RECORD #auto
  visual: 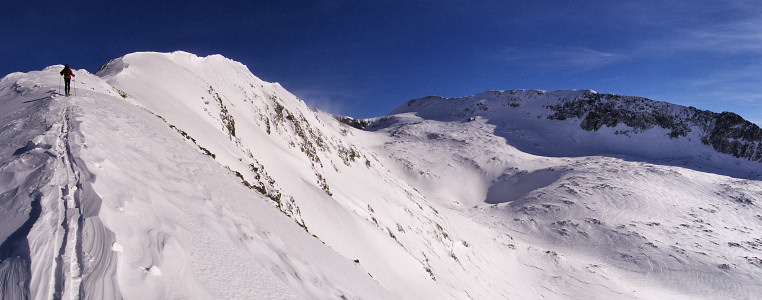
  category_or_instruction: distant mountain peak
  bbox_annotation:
[383,89,762,164]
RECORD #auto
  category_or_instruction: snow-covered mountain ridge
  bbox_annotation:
[368,89,762,178]
[1,51,761,299]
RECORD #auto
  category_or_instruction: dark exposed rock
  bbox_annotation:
[334,115,373,130]
[546,91,762,162]
[702,112,762,161]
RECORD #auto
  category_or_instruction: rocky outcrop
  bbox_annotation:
[703,112,762,161]
[546,91,762,161]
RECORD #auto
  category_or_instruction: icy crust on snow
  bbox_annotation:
[384,89,762,175]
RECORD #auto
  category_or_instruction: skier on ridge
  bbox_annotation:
[60,64,75,96]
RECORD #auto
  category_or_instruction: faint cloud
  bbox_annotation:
[632,4,762,123]
[493,45,625,69]
[684,64,762,89]
[627,0,762,56]
[672,19,762,54]
[674,62,762,124]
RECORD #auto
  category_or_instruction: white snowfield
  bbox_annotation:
[0,51,761,299]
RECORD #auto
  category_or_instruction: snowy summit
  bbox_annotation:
[1,51,761,299]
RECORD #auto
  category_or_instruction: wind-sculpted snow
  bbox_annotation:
[0,67,121,299]
[1,58,395,298]
[95,51,467,298]
[0,71,51,299]
[485,168,564,204]
[373,109,762,298]
[3,52,762,299]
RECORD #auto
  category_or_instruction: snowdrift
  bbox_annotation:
[1,51,761,299]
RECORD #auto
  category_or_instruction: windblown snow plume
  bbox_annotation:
[1,52,761,299]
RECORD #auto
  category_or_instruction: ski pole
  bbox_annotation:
[59,75,62,95]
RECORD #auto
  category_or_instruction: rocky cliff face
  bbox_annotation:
[546,91,762,161]
[369,89,762,165]
[703,111,762,161]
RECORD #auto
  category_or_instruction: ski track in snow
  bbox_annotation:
[16,61,388,299]
[0,71,122,299]
[1,54,762,299]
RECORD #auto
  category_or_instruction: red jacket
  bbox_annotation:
[61,67,75,79]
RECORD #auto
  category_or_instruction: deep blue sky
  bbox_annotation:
[3,1,762,122]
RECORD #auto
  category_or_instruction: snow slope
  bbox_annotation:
[386,90,762,174]
[0,60,393,299]
[370,90,762,298]
[1,52,761,299]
